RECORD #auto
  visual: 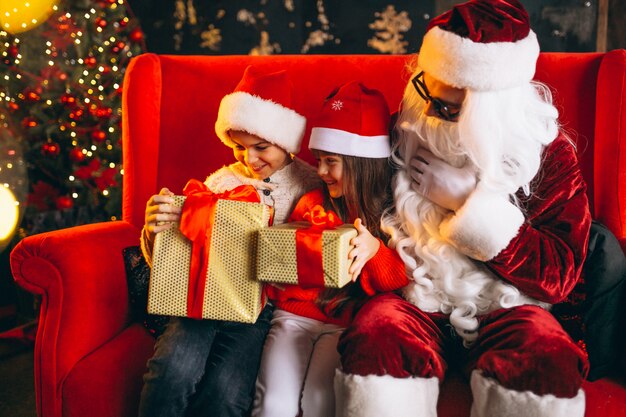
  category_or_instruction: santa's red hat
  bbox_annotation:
[309,81,391,158]
[215,65,306,154]
[418,0,539,91]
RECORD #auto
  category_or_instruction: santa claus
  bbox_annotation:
[334,1,591,416]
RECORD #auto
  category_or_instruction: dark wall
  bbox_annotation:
[126,0,623,56]
[608,0,625,51]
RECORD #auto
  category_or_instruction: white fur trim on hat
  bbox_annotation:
[418,26,540,91]
[309,127,391,158]
[334,370,439,417]
[470,370,585,417]
[215,91,306,154]
[439,184,524,261]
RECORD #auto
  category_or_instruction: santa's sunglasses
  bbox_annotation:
[411,71,461,121]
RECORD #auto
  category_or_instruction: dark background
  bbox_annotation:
[126,0,624,56]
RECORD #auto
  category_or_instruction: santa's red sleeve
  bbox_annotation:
[441,134,591,303]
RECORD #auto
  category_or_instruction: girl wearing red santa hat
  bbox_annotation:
[139,65,322,417]
[251,81,408,417]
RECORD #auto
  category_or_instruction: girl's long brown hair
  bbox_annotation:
[323,153,393,240]
[315,151,394,317]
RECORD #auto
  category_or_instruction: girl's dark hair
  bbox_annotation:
[321,152,393,240]
[315,151,394,317]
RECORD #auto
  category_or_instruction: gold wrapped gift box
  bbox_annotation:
[148,195,272,323]
[257,221,357,288]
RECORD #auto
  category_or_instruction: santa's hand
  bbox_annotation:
[144,188,181,239]
[409,148,477,211]
[348,218,380,281]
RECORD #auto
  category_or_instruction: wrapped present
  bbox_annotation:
[257,206,357,288]
[148,180,272,322]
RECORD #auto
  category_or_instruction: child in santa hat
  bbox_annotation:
[251,81,409,417]
[138,65,322,417]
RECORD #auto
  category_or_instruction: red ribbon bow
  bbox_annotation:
[296,205,342,288]
[302,205,342,228]
[179,179,260,319]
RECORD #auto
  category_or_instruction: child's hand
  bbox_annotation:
[144,188,181,239]
[348,218,380,282]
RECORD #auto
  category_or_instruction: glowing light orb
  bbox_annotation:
[0,186,19,251]
[0,0,58,34]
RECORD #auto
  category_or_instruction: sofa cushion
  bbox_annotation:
[553,221,626,380]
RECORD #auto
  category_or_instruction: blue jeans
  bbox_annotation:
[138,304,274,417]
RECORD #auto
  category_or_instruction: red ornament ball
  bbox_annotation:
[25,90,41,101]
[56,196,74,210]
[8,44,19,58]
[94,107,113,119]
[95,17,107,29]
[42,142,61,157]
[69,109,84,120]
[111,41,126,53]
[129,28,144,43]
[56,15,71,32]
[91,129,107,143]
[84,56,97,68]
[69,147,86,162]
[22,117,38,128]
[61,93,77,107]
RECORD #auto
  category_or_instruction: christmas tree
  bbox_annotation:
[0,0,145,238]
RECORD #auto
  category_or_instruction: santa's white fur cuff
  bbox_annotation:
[440,185,524,261]
[334,370,439,417]
[418,26,540,91]
[470,370,585,417]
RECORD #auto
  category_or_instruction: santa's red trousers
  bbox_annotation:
[337,293,589,397]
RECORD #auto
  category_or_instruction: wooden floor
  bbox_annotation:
[0,330,37,417]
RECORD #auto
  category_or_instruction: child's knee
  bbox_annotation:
[253,389,299,417]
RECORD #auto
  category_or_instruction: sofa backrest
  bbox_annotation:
[122,52,626,250]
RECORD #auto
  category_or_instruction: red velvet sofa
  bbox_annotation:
[10,52,626,417]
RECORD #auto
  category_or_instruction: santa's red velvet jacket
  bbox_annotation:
[264,188,409,326]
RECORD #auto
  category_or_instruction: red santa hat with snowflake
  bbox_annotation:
[215,65,306,154]
[309,81,391,158]
[417,0,540,91]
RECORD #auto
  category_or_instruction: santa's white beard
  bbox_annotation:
[384,106,546,346]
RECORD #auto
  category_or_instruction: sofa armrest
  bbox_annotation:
[10,220,141,417]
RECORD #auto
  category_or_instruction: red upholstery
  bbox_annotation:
[10,52,626,417]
